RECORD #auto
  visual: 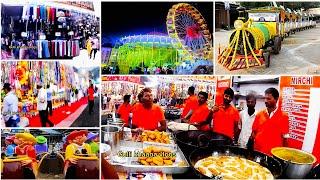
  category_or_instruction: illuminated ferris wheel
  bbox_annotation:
[166,3,212,60]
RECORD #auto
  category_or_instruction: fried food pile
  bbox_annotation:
[138,146,176,166]
[137,130,170,144]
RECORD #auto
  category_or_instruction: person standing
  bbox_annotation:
[37,84,54,127]
[46,84,53,116]
[131,88,166,131]
[2,83,20,127]
[238,93,257,148]
[88,84,95,115]
[64,86,71,106]
[251,88,289,155]
[91,36,99,60]
[181,86,198,119]
[212,88,240,141]
[187,91,211,131]
[117,95,131,126]
[86,36,93,59]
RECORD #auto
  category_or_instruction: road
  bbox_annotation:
[71,97,100,127]
[215,23,320,75]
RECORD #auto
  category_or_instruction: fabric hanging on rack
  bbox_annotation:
[29,6,34,21]
[50,7,56,24]
[55,40,58,57]
[32,5,37,21]
[40,5,47,21]
[37,6,40,19]
[22,5,30,21]
[42,40,50,58]
[59,41,63,57]
[10,62,16,85]
[76,40,80,56]
[47,6,51,22]
[50,41,55,56]
[37,40,42,58]
[67,40,71,57]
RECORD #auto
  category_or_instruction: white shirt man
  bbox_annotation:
[238,109,256,148]
[92,38,99,49]
[3,91,19,122]
[37,86,47,111]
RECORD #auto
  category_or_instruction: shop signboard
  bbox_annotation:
[55,1,95,11]
[102,76,141,84]
[279,76,320,163]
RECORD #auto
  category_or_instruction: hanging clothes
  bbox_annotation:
[40,6,47,21]
[42,40,50,58]
[47,6,51,22]
[32,5,37,21]
[22,5,30,21]
[50,7,56,24]
[37,6,40,19]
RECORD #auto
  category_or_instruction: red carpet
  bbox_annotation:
[28,97,88,127]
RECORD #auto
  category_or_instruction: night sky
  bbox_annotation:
[101,2,213,47]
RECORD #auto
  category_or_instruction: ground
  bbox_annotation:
[215,23,320,75]
[71,97,100,127]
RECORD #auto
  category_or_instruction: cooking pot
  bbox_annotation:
[101,125,123,153]
[271,147,317,178]
[107,118,124,127]
[189,145,283,179]
[174,130,232,157]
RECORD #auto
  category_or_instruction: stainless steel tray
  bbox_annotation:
[110,141,190,174]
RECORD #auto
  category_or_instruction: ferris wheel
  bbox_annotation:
[166,3,212,60]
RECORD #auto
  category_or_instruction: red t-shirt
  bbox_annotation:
[117,103,132,125]
[190,104,210,124]
[190,104,210,131]
[212,105,240,139]
[252,108,289,156]
[88,87,94,101]
[181,95,198,118]
[132,104,165,130]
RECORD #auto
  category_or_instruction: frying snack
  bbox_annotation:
[138,146,176,166]
[146,158,153,163]
[194,156,274,179]
[140,160,149,166]
[137,130,170,144]
[163,159,173,165]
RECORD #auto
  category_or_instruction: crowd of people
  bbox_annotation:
[85,35,100,60]
[111,86,288,156]
[2,81,97,127]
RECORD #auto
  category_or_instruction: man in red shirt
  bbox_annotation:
[117,95,131,126]
[181,86,198,119]
[132,88,166,131]
[212,88,240,141]
[251,88,289,156]
[187,91,211,131]
[87,84,95,115]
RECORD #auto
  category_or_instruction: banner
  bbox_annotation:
[102,76,141,84]
[279,76,320,163]
[55,1,95,11]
